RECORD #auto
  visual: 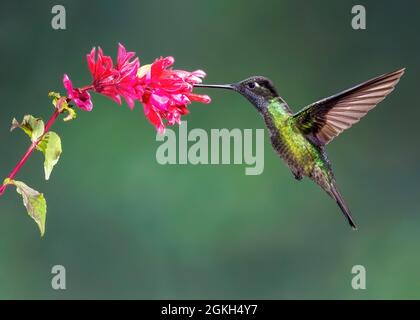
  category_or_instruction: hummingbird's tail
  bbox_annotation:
[330,182,357,230]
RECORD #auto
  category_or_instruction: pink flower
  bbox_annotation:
[62,44,211,132]
[63,74,93,111]
[86,43,141,109]
[138,56,211,133]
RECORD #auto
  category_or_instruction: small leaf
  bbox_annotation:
[10,118,20,131]
[49,92,77,122]
[62,106,77,122]
[11,115,45,142]
[6,179,47,237]
[48,91,61,104]
[37,131,62,180]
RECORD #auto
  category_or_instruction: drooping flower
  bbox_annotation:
[62,74,93,111]
[62,44,211,132]
[86,43,142,109]
[137,56,211,133]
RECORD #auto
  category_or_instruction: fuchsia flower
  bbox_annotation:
[62,43,210,133]
[138,56,211,133]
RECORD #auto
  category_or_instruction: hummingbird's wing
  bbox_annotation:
[292,68,405,145]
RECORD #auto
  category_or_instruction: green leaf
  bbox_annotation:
[10,115,45,142]
[37,132,62,180]
[6,179,47,237]
[10,115,62,180]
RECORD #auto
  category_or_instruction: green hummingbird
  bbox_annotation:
[195,68,405,229]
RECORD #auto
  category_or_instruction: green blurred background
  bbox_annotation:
[0,0,419,299]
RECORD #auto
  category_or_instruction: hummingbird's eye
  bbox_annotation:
[247,82,257,89]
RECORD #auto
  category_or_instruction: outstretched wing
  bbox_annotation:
[293,68,405,145]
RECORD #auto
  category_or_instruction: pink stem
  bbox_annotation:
[0,108,61,196]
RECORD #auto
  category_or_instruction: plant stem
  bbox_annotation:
[0,108,62,196]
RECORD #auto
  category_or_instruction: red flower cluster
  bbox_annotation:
[63,43,210,132]
[138,56,211,133]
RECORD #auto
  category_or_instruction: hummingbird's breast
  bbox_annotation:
[264,100,328,177]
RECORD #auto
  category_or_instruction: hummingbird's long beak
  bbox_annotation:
[194,83,236,90]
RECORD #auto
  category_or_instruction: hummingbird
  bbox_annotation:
[195,68,405,229]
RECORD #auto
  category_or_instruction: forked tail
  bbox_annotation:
[330,182,357,230]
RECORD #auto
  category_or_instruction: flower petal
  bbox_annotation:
[87,44,140,109]
[62,74,94,111]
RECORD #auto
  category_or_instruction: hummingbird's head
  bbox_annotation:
[194,76,279,112]
[234,76,279,108]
